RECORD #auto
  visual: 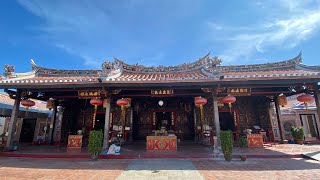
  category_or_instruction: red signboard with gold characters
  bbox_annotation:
[247,134,263,148]
[67,135,83,148]
[146,136,177,151]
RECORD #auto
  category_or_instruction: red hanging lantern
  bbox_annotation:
[117,98,130,135]
[116,98,129,106]
[21,99,35,111]
[90,98,102,128]
[194,96,207,139]
[90,98,103,106]
[277,95,287,107]
[46,98,55,110]
[297,94,313,108]
[194,96,207,106]
[222,95,236,111]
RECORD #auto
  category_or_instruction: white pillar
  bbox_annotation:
[48,103,57,144]
[274,95,284,142]
[212,90,221,147]
[314,85,320,137]
[103,97,111,149]
[6,90,21,149]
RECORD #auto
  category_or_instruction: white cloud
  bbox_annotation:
[17,0,203,68]
[210,1,320,64]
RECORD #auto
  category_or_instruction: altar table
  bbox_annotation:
[146,136,177,151]
[247,134,263,148]
[67,135,83,148]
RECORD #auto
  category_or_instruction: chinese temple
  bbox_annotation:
[1,52,320,151]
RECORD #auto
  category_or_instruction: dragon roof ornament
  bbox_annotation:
[101,53,222,75]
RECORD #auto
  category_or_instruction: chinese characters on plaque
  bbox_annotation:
[227,88,251,96]
[151,89,174,95]
[78,91,101,98]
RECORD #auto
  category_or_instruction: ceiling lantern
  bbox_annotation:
[221,95,236,111]
[117,98,130,135]
[194,96,207,106]
[194,96,207,137]
[21,99,35,111]
[277,95,287,107]
[46,98,55,110]
[90,98,103,106]
[90,98,103,128]
[297,94,313,108]
[116,98,130,107]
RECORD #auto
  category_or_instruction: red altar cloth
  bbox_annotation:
[146,136,177,151]
[247,134,263,148]
[67,135,83,148]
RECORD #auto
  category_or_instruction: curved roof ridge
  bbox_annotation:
[112,52,218,74]
[31,59,100,77]
[218,52,302,72]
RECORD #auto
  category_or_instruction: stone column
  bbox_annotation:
[129,109,133,142]
[212,90,221,148]
[49,103,57,144]
[314,85,320,134]
[103,97,111,149]
[6,90,21,149]
[53,106,64,144]
[274,95,284,142]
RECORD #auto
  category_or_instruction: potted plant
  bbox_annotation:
[239,136,247,161]
[88,130,103,160]
[290,126,304,145]
[220,130,233,161]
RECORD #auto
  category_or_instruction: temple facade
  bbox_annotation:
[1,52,320,150]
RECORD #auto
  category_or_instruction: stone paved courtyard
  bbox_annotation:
[0,157,320,179]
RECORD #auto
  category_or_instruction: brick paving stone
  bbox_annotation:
[193,158,320,180]
[1,157,320,179]
[116,159,204,180]
[0,157,130,180]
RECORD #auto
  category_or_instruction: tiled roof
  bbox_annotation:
[0,92,48,111]
[0,53,320,86]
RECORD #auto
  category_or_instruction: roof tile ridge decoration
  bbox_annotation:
[101,53,223,79]
[31,59,100,77]
[1,63,36,82]
[217,52,302,72]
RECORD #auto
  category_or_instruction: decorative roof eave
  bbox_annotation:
[1,71,36,81]
[295,63,320,72]
[217,52,303,72]
[31,59,101,77]
[1,77,319,90]
[101,53,222,77]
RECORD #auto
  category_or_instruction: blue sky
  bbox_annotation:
[1,0,320,73]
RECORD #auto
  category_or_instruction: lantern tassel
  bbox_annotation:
[228,103,232,112]
[121,105,126,135]
[25,106,29,116]
[304,102,308,110]
[93,105,98,128]
[199,105,204,140]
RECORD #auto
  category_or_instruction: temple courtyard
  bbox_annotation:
[0,157,319,180]
[1,143,320,179]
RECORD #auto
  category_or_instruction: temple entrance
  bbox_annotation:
[155,111,173,130]
[131,96,195,141]
[300,114,319,138]
[219,112,236,131]
[94,113,105,131]
[19,118,36,143]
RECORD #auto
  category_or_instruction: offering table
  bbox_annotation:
[146,136,177,151]
[247,134,263,148]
